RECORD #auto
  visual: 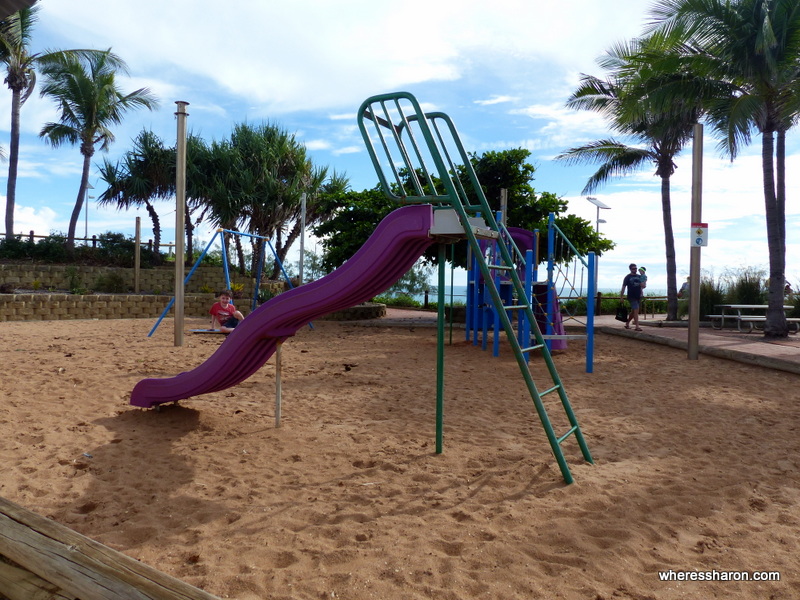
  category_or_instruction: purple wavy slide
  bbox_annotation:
[131,205,436,408]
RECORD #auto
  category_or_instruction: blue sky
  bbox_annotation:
[2,0,800,292]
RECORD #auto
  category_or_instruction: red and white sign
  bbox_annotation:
[691,222,708,247]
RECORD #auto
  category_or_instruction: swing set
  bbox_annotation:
[148,228,294,337]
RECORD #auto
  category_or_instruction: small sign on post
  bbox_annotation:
[691,222,708,247]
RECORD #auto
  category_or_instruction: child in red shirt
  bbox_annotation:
[209,290,245,333]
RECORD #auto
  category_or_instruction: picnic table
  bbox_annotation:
[709,304,799,333]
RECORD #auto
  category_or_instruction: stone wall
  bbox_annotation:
[0,293,223,322]
[0,264,386,322]
[0,264,255,296]
[0,292,385,323]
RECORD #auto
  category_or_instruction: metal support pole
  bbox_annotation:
[275,343,282,427]
[435,243,446,454]
[688,123,703,360]
[134,217,141,294]
[299,192,307,285]
[174,101,189,347]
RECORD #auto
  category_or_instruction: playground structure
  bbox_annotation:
[465,212,598,372]
[132,91,593,484]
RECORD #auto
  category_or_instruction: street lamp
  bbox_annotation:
[586,196,611,293]
[84,182,95,241]
[586,196,610,233]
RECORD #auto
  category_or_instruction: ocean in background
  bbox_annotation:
[406,285,667,304]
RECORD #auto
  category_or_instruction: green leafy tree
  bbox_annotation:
[647,0,800,336]
[464,149,612,267]
[38,49,158,251]
[315,149,611,273]
[100,123,342,276]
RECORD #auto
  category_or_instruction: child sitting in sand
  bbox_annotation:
[209,290,244,333]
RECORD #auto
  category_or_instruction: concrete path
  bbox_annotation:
[595,313,800,375]
[360,308,800,376]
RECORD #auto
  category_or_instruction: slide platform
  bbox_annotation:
[131,205,436,408]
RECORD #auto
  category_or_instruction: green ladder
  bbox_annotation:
[357,91,593,484]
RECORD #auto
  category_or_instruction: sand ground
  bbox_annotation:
[0,316,798,599]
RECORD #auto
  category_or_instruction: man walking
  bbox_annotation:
[620,263,643,331]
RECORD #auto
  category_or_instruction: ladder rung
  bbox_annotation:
[502,304,528,311]
[557,425,579,445]
[487,264,512,271]
[521,344,544,353]
[539,384,561,397]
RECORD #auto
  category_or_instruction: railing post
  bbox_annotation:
[29,230,34,243]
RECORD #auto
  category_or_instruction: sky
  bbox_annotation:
[2,0,800,294]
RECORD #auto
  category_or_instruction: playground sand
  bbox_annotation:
[1,316,798,599]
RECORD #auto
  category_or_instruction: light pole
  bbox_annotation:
[587,197,610,292]
[587,196,610,233]
[84,182,94,241]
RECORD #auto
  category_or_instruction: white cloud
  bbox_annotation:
[36,0,653,114]
[1,201,61,235]
[475,95,518,106]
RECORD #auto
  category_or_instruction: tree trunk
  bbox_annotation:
[270,229,284,279]
[234,235,246,275]
[145,201,161,253]
[184,204,193,266]
[761,130,788,338]
[67,152,93,252]
[660,174,679,320]
[4,88,22,239]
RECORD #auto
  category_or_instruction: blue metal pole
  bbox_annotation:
[148,230,221,337]
[586,251,596,373]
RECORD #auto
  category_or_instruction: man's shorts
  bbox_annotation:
[628,298,640,310]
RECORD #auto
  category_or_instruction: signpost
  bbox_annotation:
[688,125,703,360]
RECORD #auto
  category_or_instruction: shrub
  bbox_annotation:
[35,233,71,262]
[65,266,87,295]
[699,276,726,320]
[0,236,35,260]
[373,293,422,308]
[724,267,766,308]
[93,272,128,293]
[790,294,800,318]
[230,282,245,299]
[257,288,277,305]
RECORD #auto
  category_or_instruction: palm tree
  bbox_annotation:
[37,49,158,250]
[0,7,36,240]
[647,0,800,337]
[0,6,40,239]
[0,6,100,238]
[556,39,704,321]
[97,130,175,253]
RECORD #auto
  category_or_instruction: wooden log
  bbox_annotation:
[0,497,221,600]
[0,557,73,600]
